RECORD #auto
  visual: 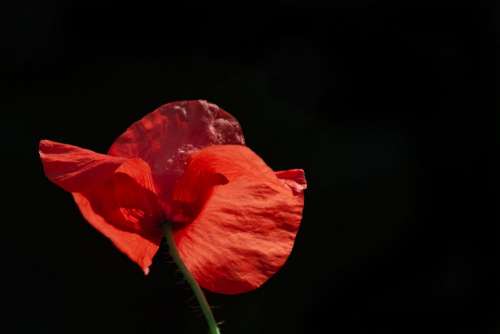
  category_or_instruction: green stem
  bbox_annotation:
[163,222,221,334]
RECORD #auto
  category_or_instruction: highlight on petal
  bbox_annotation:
[169,145,306,294]
[39,140,164,273]
[107,100,245,218]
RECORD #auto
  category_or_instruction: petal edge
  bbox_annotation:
[171,145,306,294]
[40,139,163,273]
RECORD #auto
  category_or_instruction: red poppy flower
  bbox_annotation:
[39,100,306,294]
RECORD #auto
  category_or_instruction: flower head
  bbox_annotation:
[39,100,306,294]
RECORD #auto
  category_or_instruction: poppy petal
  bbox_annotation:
[275,169,307,195]
[39,139,126,192]
[170,145,306,294]
[107,100,245,219]
[39,140,163,273]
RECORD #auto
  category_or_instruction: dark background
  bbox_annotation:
[1,1,494,333]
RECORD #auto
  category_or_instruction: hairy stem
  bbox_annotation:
[163,222,221,334]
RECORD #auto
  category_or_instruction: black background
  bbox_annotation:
[1,1,494,333]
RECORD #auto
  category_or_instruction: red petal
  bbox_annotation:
[108,100,245,219]
[275,169,307,195]
[170,145,306,294]
[39,140,163,273]
[39,140,126,192]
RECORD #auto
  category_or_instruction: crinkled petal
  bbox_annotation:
[39,139,126,192]
[39,140,163,273]
[107,100,245,219]
[275,169,307,195]
[170,145,306,294]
